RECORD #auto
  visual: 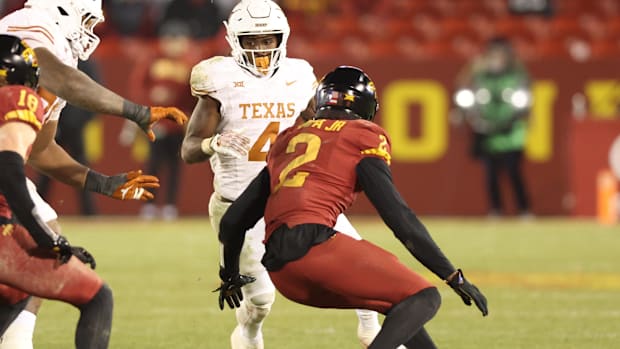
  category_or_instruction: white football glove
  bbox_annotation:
[201,130,250,159]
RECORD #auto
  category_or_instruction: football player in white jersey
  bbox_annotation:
[182,1,388,348]
[0,1,187,347]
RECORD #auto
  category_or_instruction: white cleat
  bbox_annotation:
[357,324,407,349]
[230,325,264,349]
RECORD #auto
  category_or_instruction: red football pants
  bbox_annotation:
[269,233,434,314]
[0,224,103,306]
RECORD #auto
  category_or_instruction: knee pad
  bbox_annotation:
[236,291,275,326]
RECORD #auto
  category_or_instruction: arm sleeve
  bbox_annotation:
[0,151,57,248]
[219,167,271,278]
[356,157,456,280]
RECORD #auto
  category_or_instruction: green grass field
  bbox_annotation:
[32,217,619,348]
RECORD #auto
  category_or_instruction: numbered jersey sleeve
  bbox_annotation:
[0,86,45,131]
[343,120,392,166]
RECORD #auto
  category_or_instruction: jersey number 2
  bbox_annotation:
[274,133,321,192]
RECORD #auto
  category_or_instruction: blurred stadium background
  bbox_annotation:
[0,0,618,347]
[1,0,618,218]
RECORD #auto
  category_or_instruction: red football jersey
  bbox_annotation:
[264,118,392,238]
[0,85,46,219]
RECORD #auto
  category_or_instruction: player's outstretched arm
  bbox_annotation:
[356,157,488,316]
[28,136,90,188]
[28,139,159,201]
[34,47,187,141]
[219,167,271,280]
[28,121,159,201]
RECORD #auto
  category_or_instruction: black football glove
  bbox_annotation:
[70,246,97,269]
[52,236,96,269]
[214,274,256,310]
[446,269,488,316]
[52,235,73,264]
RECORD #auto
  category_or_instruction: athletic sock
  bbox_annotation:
[0,310,36,349]
[356,309,381,331]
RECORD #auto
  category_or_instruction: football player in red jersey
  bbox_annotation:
[217,66,488,348]
[0,35,112,349]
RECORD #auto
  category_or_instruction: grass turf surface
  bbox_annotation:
[32,217,619,348]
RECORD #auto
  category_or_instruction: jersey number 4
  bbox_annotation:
[274,133,321,192]
[248,121,280,161]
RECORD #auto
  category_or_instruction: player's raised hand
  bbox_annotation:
[446,269,488,316]
[144,106,189,141]
[215,274,256,310]
[201,130,251,159]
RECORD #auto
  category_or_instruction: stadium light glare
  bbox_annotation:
[454,88,475,108]
[511,89,531,109]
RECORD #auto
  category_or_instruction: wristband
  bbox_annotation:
[84,169,108,194]
[84,170,125,197]
[121,100,150,127]
[201,136,215,155]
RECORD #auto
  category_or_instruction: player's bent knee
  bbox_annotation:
[98,284,113,306]
[416,287,441,316]
[80,283,113,312]
[248,291,275,308]
[246,291,275,322]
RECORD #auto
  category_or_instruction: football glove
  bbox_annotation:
[214,273,256,310]
[446,269,488,316]
[52,236,96,269]
[201,131,251,159]
[85,169,160,201]
[143,107,188,142]
[109,170,160,201]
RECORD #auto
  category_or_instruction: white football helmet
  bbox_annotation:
[25,0,104,60]
[224,0,290,77]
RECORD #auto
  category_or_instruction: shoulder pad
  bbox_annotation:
[190,56,227,97]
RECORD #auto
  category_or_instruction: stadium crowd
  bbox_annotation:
[1,0,619,61]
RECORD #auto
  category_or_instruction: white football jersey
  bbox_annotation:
[191,56,317,201]
[0,7,77,122]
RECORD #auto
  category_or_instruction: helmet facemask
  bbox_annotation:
[224,0,290,77]
[228,31,286,76]
[72,11,103,60]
